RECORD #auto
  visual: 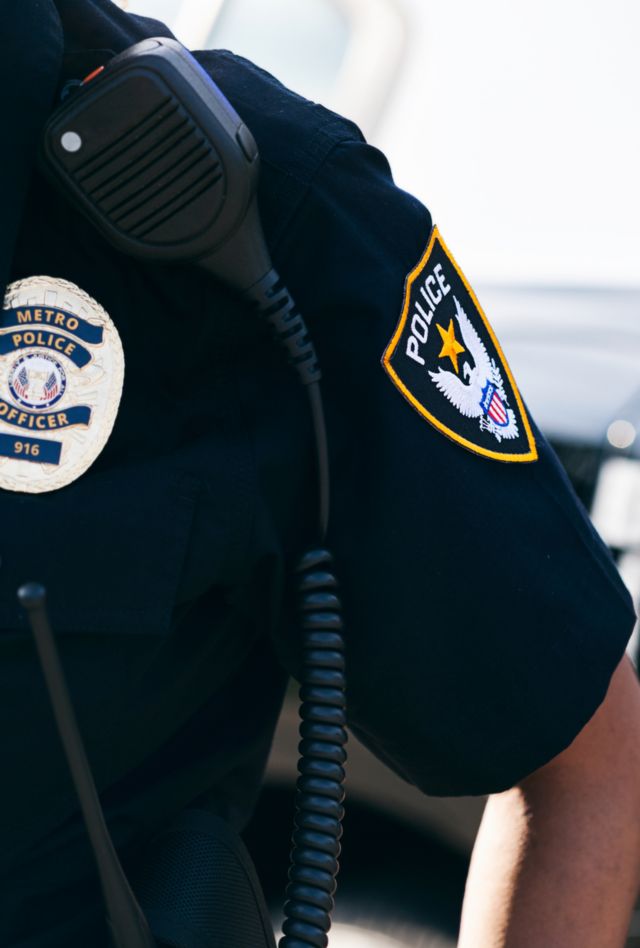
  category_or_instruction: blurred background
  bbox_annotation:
[116,2,640,944]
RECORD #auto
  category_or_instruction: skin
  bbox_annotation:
[458,656,640,948]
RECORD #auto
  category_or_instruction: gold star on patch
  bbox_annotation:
[436,319,465,374]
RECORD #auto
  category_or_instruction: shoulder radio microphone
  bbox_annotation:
[43,37,267,291]
[43,35,324,395]
[33,37,347,948]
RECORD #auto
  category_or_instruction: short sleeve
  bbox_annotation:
[272,139,635,795]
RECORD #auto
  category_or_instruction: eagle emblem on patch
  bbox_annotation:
[382,227,537,462]
[0,276,124,493]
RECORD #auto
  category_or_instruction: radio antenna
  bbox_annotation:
[18,583,157,948]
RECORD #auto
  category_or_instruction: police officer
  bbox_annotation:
[1,1,639,946]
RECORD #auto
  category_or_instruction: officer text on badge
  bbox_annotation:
[382,227,537,463]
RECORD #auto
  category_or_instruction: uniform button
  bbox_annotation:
[236,124,259,162]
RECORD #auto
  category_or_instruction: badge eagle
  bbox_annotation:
[382,227,537,463]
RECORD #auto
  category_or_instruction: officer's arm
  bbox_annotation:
[460,655,640,948]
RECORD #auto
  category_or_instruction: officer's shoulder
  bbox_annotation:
[193,49,363,184]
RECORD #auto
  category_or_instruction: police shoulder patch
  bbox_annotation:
[0,276,124,493]
[382,227,537,462]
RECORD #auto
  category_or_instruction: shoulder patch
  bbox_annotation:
[382,227,537,463]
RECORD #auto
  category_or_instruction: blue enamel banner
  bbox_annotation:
[0,434,62,465]
[1,306,104,345]
[0,399,91,430]
[0,330,92,367]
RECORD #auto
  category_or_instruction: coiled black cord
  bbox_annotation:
[245,270,320,386]
[281,549,346,948]
[247,272,347,948]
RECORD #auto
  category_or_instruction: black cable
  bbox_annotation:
[245,270,329,538]
[306,383,330,541]
[247,271,347,948]
[281,550,347,948]
[18,584,157,948]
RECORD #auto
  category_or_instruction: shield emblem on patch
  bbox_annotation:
[480,382,508,428]
[382,227,537,463]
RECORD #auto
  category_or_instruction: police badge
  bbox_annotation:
[382,227,537,462]
[0,276,124,492]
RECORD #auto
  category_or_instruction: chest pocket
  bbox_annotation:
[0,461,200,636]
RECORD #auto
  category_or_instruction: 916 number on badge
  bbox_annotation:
[0,435,61,464]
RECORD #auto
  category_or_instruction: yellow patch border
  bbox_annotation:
[382,227,538,463]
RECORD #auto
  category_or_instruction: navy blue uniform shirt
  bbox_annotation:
[0,1,634,943]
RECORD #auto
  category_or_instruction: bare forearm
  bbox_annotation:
[459,658,640,947]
